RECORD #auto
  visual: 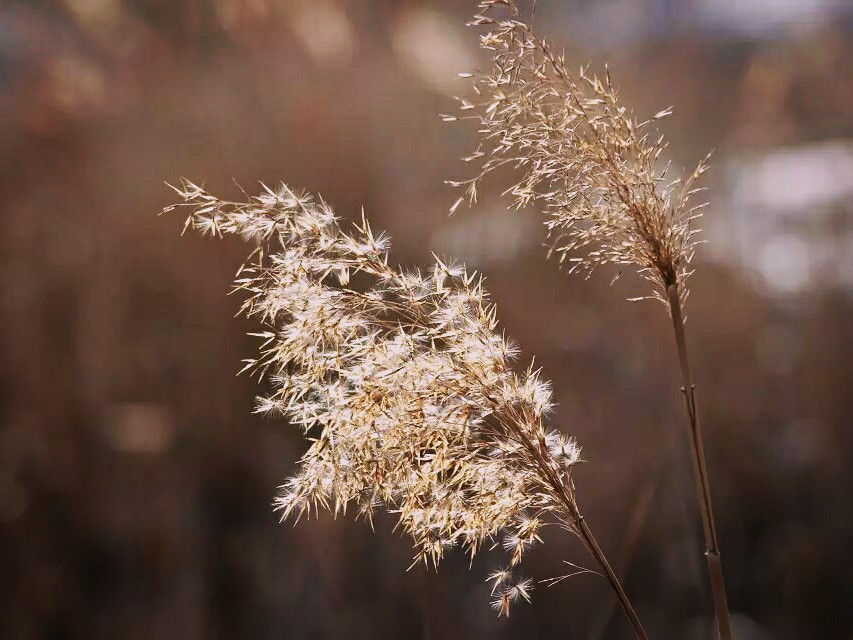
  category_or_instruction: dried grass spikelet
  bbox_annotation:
[164,180,590,616]
[448,0,710,306]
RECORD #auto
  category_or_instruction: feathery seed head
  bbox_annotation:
[165,179,586,615]
[453,0,710,306]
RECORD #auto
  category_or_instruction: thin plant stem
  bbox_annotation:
[586,479,657,640]
[522,432,649,639]
[550,481,647,640]
[666,284,733,640]
[575,516,649,640]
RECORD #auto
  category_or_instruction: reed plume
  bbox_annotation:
[447,0,708,308]
[452,1,732,638]
[163,180,648,637]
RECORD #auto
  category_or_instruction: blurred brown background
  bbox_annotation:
[1,1,852,638]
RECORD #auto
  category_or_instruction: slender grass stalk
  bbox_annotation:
[577,514,648,640]
[587,478,657,640]
[514,409,648,639]
[667,284,732,640]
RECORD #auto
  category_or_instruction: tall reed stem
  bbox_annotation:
[666,284,732,640]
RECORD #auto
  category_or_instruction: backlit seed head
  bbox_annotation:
[166,179,585,615]
[452,0,710,307]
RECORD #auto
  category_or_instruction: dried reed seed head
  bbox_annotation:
[165,179,586,615]
[450,0,710,306]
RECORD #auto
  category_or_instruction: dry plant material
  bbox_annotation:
[452,2,732,638]
[163,181,646,636]
[448,0,709,307]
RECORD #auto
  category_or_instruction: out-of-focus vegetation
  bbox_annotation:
[0,1,851,638]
